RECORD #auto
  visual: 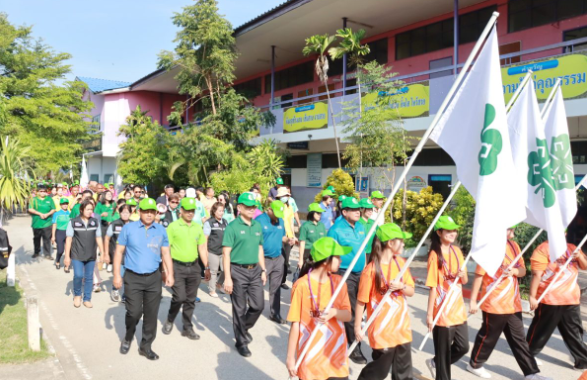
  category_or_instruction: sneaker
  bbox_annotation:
[425,358,436,379]
[209,291,218,298]
[216,284,225,294]
[195,297,201,303]
[111,289,121,302]
[93,284,101,293]
[467,364,492,378]
[525,374,553,380]
[107,264,113,273]
[535,358,543,366]
[44,255,54,261]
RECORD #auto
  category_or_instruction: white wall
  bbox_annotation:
[87,156,118,184]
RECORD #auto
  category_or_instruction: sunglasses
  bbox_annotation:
[170,201,179,204]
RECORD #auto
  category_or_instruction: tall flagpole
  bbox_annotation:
[292,12,500,374]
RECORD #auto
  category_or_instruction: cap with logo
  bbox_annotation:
[338,194,348,202]
[376,223,412,242]
[139,198,157,211]
[341,197,360,209]
[59,198,69,204]
[326,185,335,192]
[126,198,137,206]
[359,198,374,209]
[308,203,324,213]
[434,215,460,231]
[371,191,385,199]
[180,197,197,211]
[237,192,257,207]
[270,200,285,218]
[310,237,352,262]
[275,177,284,185]
[321,189,335,197]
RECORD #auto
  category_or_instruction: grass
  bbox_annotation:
[0,277,50,364]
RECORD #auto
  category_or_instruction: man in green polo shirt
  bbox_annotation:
[358,198,376,257]
[28,184,56,259]
[162,197,209,341]
[222,192,267,358]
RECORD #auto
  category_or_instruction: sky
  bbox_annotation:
[1,0,280,83]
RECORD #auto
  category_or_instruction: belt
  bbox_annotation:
[126,268,158,276]
[231,263,258,269]
[173,259,198,267]
[264,256,281,260]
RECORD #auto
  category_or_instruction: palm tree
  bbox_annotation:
[0,136,32,220]
[303,34,342,169]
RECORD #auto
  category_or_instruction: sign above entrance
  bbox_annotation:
[283,102,328,133]
[407,176,427,192]
[361,83,430,119]
[287,141,309,150]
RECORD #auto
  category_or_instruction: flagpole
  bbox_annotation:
[292,12,500,373]
[541,79,562,115]
[347,181,462,356]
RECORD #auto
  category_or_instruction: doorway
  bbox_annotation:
[428,174,452,200]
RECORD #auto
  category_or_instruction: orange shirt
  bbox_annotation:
[425,246,467,327]
[476,240,524,314]
[357,258,414,349]
[531,242,586,306]
[578,369,587,380]
[287,274,351,380]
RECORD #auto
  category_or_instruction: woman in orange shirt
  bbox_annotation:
[424,216,469,380]
[286,237,352,380]
[355,223,415,380]
[469,226,549,380]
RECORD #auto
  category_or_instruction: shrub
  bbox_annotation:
[391,186,443,246]
[313,169,359,203]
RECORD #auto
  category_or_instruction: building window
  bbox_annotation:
[264,61,314,93]
[509,0,587,33]
[459,5,497,44]
[363,38,389,64]
[104,174,114,184]
[396,19,454,60]
[564,26,587,52]
[429,57,453,79]
[233,77,262,99]
[90,174,99,182]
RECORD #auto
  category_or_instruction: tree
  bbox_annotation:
[391,187,443,245]
[0,136,32,218]
[0,13,94,175]
[303,34,342,169]
[313,169,359,203]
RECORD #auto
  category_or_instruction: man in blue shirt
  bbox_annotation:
[327,196,368,365]
[319,189,335,230]
[256,201,291,324]
[113,197,173,361]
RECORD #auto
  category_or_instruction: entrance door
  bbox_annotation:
[428,174,452,200]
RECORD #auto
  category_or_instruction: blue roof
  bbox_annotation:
[76,77,131,93]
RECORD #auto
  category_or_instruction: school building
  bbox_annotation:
[78,0,587,210]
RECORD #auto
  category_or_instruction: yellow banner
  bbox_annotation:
[361,83,430,118]
[283,102,328,133]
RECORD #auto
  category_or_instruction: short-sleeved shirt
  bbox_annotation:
[299,221,326,251]
[358,217,376,254]
[268,186,279,200]
[287,274,351,380]
[52,209,71,231]
[289,197,299,214]
[282,203,295,238]
[202,196,217,215]
[531,241,586,306]
[31,196,56,229]
[117,220,169,274]
[66,195,78,210]
[370,208,384,226]
[358,260,414,349]
[166,218,206,262]
[95,202,116,223]
[66,219,102,238]
[327,218,367,273]
[425,246,467,327]
[222,216,263,265]
[320,201,334,230]
[191,199,207,225]
[69,203,81,219]
[52,196,62,210]
[476,240,524,314]
[256,213,285,258]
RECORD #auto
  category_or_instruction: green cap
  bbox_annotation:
[270,200,285,218]
[434,215,460,231]
[237,192,257,207]
[59,198,69,205]
[326,186,335,192]
[371,190,385,199]
[310,237,352,262]
[126,199,137,206]
[276,177,284,185]
[180,197,197,211]
[62,182,68,187]
[338,194,348,202]
[342,197,360,209]
[322,189,335,197]
[139,198,157,211]
[359,198,374,209]
[376,223,412,242]
[308,203,324,213]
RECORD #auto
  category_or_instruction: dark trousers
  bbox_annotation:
[33,227,52,256]
[470,312,538,376]
[527,303,587,369]
[230,264,264,347]
[167,261,201,329]
[124,270,162,351]
[358,343,412,380]
[432,323,469,380]
[281,242,292,284]
[337,270,362,350]
[265,255,284,318]
[55,229,67,264]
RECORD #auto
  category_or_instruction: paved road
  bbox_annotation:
[3,215,586,380]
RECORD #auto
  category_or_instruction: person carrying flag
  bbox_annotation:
[358,198,376,260]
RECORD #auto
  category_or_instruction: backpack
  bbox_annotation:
[0,229,13,270]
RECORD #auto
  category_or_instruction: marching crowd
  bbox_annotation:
[26,178,587,380]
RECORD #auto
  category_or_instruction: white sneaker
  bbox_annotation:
[93,284,101,293]
[425,358,436,379]
[467,364,492,379]
[110,289,121,302]
[525,374,552,380]
[107,264,113,273]
[535,358,543,366]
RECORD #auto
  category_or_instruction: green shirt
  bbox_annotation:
[69,203,81,219]
[221,216,263,265]
[96,202,116,223]
[299,221,326,251]
[192,200,207,226]
[167,218,206,262]
[358,217,376,254]
[31,196,56,229]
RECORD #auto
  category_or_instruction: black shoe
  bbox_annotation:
[287,268,292,274]
[244,331,253,344]
[32,253,40,259]
[237,345,252,357]
[138,348,159,361]
[269,314,286,325]
[280,283,290,290]
[120,340,131,355]
[181,328,200,340]
[349,347,367,364]
[162,320,173,335]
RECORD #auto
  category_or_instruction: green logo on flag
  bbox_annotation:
[478,104,502,176]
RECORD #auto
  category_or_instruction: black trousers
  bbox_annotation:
[230,264,264,348]
[55,229,67,264]
[358,343,412,380]
[432,323,469,380]
[470,312,538,376]
[527,303,587,369]
[33,227,52,256]
[124,270,162,351]
[281,242,292,284]
[167,261,201,329]
[337,270,362,351]
[265,255,284,318]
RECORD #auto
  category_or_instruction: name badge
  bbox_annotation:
[255,232,260,236]
[240,231,245,234]
[309,230,314,233]
[74,222,83,227]
[115,226,122,232]
[213,223,219,227]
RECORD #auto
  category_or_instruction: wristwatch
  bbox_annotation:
[261,269,266,273]
[205,266,210,270]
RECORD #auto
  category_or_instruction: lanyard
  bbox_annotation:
[559,248,575,267]
[379,257,403,295]
[308,269,334,317]
[442,245,459,280]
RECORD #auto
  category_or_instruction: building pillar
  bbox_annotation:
[342,17,348,94]
[270,45,276,106]
[453,0,459,76]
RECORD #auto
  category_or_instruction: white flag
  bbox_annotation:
[430,27,526,276]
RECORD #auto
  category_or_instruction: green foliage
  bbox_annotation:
[447,186,476,253]
[0,136,31,214]
[0,13,94,175]
[328,28,370,67]
[313,169,358,203]
[391,187,443,245]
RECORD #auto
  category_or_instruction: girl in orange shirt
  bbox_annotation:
[355,223,415,380]
[286,237,352,380]
[424,216,469,380]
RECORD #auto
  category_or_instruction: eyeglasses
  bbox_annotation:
[170,201,179,205]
